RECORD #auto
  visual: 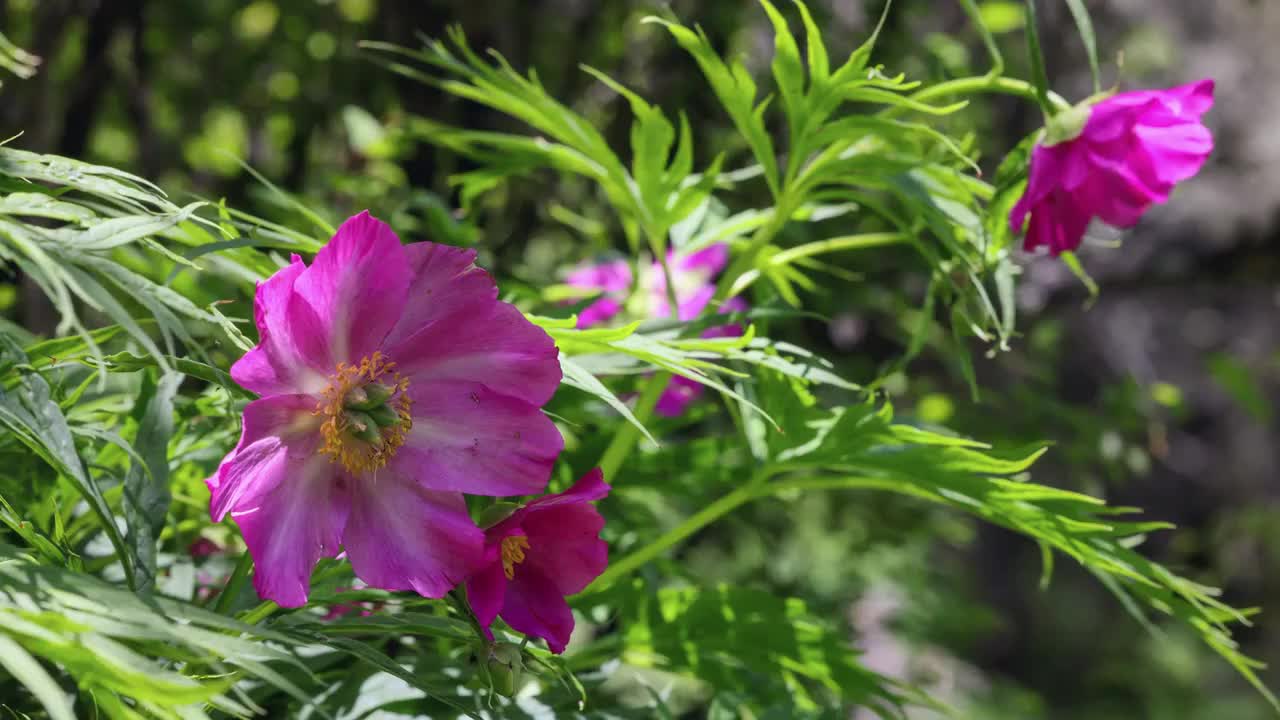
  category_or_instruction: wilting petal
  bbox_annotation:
[382,243,497,349]
[392,381,563,496]
[1075,152,1166,227]
[501,564,576,654]
[1023,192,1090,255]
[231,258,332,396]
[343,474,483,598]
[385,299,561,407]
[465,553,509,637]
[231,453,349,608]
[1010,79,1214,255]
[292,211,411,365]
[1009,144,1065,234]
[207,394,322,522]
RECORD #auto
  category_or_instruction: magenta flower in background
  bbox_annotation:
[1010,79,1215,255]
[567,243,747,416]
[564,258,632,328]
[207,211,564,607]
[465,469,610,654]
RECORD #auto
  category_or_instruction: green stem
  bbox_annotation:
[656,249,682,322]
[711,202,791,306]
[888,75,1070,115]
[596,372,670,482]
[448,588,490,643]
[586,482,760,592]
[727,232,908,297]
[215,551,254,614]
[584,473,910,593]
[239,600,279,625]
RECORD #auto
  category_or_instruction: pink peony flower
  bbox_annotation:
[1010,79,1215,255]
[567,244,747,416]
[465,469,610,653]
[207,211,564,607]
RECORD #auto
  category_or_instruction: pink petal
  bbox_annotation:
[1009,143,1066,235]
[1167,79,1215,116]
[1023,191,1090,256]
[231,257,332,396]
[383,297,561,408]
[524,468,611,510]
[676,283,717,322]
[1077,149,1166,227]
[1090,80,1214,120]
[207,394,322,522]
[391,380,563,496]
[292,211,411,365]
[465,553,509,638]
[673,243,729,276]
[343,474,483,599]
[1134,122,1214,187]
[576,297,624,328]
[501,564,576,653]
[381,242,496,349]
[231,454,349,608]
[655,375,705,417]
[566,259,633,294]
[523,505,608,596]
[701,296,749,340]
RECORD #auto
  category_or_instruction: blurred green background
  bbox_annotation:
[3,0,1279,717]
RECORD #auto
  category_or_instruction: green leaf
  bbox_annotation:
[615,582,916,715]
[1208,354,1273,425]
[959,0,1007,72]
[0,366,135,589]
[792,0,829,84]
[644,17,780,197]
[0,633,76,720]
[1021,0,1056,116]
[1064,0,1102,93]
[120,370,181,594]
[559,355,657,444]
[0,542,314,712]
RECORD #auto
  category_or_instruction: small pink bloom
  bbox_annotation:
[465,469,610,654]
[322,586,383,620]
[565,259,632,327]
[567,245,747,417]
[188,537,223,559]
[1010,79,1215,255]
[207,211,564,607]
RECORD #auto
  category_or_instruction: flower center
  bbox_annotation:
[500,535,530,580]
[316,351,412,474]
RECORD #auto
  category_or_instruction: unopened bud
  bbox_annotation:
[486,643,523,697]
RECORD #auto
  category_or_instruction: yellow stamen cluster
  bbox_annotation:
[316,351,412,474]
[500,535,530,580]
